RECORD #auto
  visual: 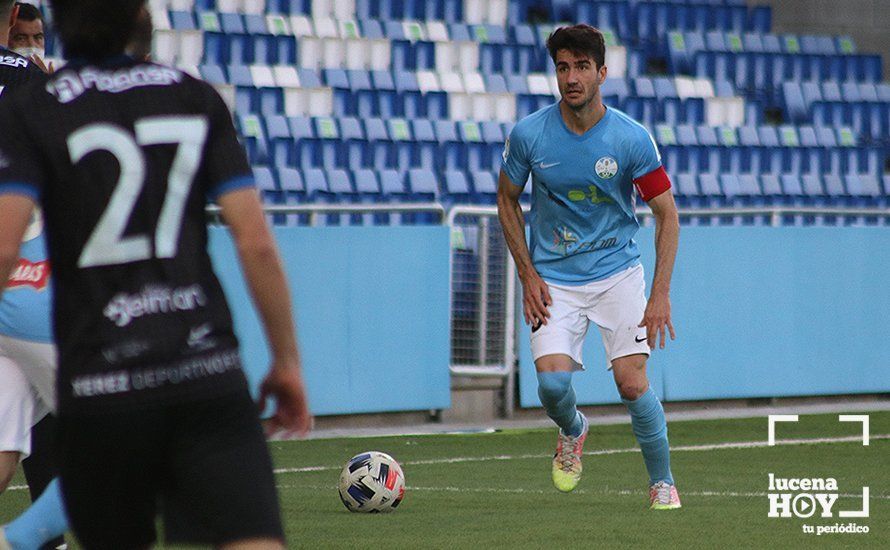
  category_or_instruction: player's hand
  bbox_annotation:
[638,291,675,349]
[520,269,552,329]
[259,357,313,438]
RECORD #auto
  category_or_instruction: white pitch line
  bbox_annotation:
[279,484,890,501]
[5,435,887,493]
[272,434,890,474]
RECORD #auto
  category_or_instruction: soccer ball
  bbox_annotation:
[338,451,405,513]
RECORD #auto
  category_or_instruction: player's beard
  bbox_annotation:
[563,85,599,112]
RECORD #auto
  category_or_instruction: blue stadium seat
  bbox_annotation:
[170,11,197,31]
[379,169,406,199]
[600,78,629,106]
[252,165,280,203]
[820,174,846,203]
[799,174,825,205]
[674,173,700,207]
[748,6,772,33]
[199,65,227,84]
[742,32,764,53]
[393,71,423,119]
[410,120,438,171]
[302,168,328,200]
[236,115,268,164]
[364,118,393,170]
[443,170,471,203]
[779,174,804,202]
[325,168,356,201]
[511,24,536,47]
[352,168,381,200]
[268,0,309,15]
[471,171,497,203]
[505,74,529,95]
[758,173,781,198]
[387,119,414,170]
[406,169,439,202]
[338,117,366,170]
[287,116,315,169]
[266,115,292,167]
[781,82,806,123]
[486,74,508,93]
[360,19,384,40]
[297,68,322,88]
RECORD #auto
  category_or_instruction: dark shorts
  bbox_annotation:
[57,382,284,550]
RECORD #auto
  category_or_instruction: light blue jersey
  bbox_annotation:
[0,227,52,343]
[502,103,662,285]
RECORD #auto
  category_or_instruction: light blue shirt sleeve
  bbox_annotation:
[629,126,663,180]
[501,123,533,187]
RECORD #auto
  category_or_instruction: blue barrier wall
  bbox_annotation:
[208,226,452,416]
[519,227,890,407]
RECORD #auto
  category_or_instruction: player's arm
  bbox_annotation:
[638,180,679,350]
[217,187,312,437]
[0,194,35,298]
[0,98,43,300]
[497,170,551,327]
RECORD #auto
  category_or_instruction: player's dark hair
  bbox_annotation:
[14,3,42,22]
[128,5,153,60]
[546,24,606,68]
[51,0,145,59]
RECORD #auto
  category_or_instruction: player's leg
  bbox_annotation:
[0,339,67,548]
[1,477,68,550]
[611,356,680,509]
[0,355,38,493]
[590,264,680,509]
[0,452,16,494]
[163,384,285,548]
[57,409,162,549]
[19,415,67,550]
[530,284,590,492]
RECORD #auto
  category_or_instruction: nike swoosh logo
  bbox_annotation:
[635,336,648,343]
[539,161,560,169]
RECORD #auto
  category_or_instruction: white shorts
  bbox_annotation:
[530,264,650,370]
[0,334,57,458]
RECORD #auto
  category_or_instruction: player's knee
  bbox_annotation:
[0,451,19,493]
[616,380,648,401]
[536,371,573,406]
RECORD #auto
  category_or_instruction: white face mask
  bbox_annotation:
[12,46,45,61]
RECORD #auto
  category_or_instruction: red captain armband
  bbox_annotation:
[633,166,672,202]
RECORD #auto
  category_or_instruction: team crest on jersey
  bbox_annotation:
[595,156,618,179]
[7,259,49,290]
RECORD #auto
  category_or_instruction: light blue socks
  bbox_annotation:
[537,371,584,437]
[4,477,69,550]
[623,387,674,485]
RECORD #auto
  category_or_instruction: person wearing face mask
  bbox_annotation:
[8,3,50,73]
[0,3,65,548]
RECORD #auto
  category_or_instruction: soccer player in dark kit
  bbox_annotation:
[0,1,312,548]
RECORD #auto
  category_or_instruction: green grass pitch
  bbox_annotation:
[2,411,887,549]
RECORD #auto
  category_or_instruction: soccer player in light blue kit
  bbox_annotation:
[497,25,681,509]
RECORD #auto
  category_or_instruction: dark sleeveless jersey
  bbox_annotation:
[0,57,255,412]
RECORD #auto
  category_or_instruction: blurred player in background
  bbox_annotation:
[0,2,66,548]
[497,24,682,509]
[0,1,312,548]
[7,3,50,73]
